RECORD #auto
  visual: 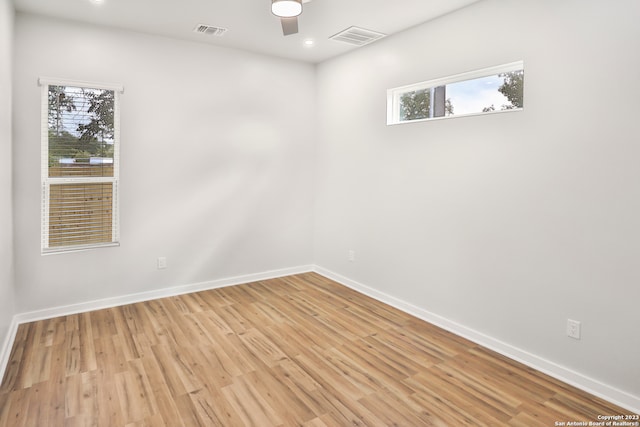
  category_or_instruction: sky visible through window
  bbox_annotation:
[446,74,512,116]
[389,63,524,124]
[48,85,115,166]
[49,86,113,142]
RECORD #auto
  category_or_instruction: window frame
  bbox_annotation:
[387,61,524,125]
[39,77,123,255]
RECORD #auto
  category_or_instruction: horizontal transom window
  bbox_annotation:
[387,61,524,125]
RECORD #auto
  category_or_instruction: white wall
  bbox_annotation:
[0,0,15,352]
[315,0,640,400]
[8,0,640,409]
[13,13,316,312]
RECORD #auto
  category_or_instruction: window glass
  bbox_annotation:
[446,71,524,115]
[388,62,524,125]
[48,85,115,177]
[41,80,121,254]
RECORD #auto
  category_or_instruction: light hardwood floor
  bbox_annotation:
[0,273,633,426]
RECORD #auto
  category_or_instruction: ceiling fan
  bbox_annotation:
[271,0,312,36]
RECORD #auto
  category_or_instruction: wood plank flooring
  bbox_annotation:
[0,273,633,426]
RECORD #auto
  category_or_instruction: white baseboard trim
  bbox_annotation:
[0,316,20,387]
[14,265,314,325]
[0,265,314,383]
[313,266,640,414]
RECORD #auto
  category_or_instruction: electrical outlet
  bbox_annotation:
[348,250,355,262]
[157,257,167,270]
[567,319,581,340]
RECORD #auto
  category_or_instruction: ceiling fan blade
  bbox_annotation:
[281,17,298,36]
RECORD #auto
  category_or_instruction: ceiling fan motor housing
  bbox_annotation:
[271,0,302,18]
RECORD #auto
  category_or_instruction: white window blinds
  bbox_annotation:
[40,78,123,254]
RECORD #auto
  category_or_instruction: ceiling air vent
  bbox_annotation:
[329,26,386,46]
[193,24,228,37]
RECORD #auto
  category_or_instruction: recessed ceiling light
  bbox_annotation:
[303,39,315,47]
[90,0,104,4]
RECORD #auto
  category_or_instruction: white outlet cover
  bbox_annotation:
[567,319,581,340]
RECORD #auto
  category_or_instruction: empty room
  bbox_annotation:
[1,0,639,425]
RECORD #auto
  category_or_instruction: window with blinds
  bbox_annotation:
[40,78,122,254]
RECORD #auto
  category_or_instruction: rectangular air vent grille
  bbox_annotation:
[193,24,228,37]
[329,26,386,46]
